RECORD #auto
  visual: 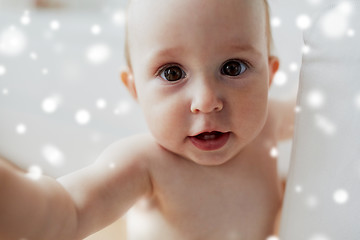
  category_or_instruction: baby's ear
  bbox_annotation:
[268,56,280,87]
[120,69,138,100]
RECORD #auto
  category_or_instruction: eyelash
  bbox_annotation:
[155,64,187,82]
[220,59,250,77]
[155,59,251,82]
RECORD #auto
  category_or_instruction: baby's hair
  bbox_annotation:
[123,0,274,69]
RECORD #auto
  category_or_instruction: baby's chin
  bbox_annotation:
[178,148,241,167]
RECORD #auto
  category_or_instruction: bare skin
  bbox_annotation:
[0,0,296,239]
[126,121,283,239]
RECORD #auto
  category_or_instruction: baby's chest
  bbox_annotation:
[135,168,280,239]
[160,175,276,222]
[127,178,279,240]
[134,145,281,239]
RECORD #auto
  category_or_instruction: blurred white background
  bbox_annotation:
[0,0,325,178]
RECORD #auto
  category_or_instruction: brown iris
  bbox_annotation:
[222,60,245,76]
[163,66,184,81]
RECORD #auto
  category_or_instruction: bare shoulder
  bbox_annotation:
[96,133,159,165]
[96,133,173,175]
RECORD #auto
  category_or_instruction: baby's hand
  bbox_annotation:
[0,155,78,240]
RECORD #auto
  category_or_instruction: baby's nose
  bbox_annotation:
[190,79,224,114]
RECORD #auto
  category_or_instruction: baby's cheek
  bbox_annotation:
[144,102,175,131]
[238,103,267,134]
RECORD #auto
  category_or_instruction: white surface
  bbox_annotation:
[280,0,360,239]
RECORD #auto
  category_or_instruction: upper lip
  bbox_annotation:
[190,130,228,137]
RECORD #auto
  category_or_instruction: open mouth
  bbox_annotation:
[189,131,230,151]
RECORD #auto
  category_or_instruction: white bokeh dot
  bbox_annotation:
[26,165,43,180]
[16,123,27,134]
[338,1,353,15]
[271,17,282,28]
[306,195,319,209]
[41,144,65,167]
[42,68,49,75]
[30,52,38,60]
[347,29,355,37]
[266,236,280,240]
[20,15,31,25]
[0,26,27,56]
[333,189,349,204]
[289,62,298,72]
[355,94,360,109]
[296,14,312,30]
[114,100,131,115]
[91,24,102,35]
[75,109,91,125]
[302,45,311,54]
[307,90,325,109]
[320,14,348,38]
[270,147,279,158]
[42,95,62,113]
[0,65,6,76]
[320,2,353,38]
[309,233,330,240]
[3,88,9,95]
[112,10,126,26]
[273,71,288,86]
[295,185,303,193]
[96,98,107,109]
[50,20,60,30]
[86,44,111,64]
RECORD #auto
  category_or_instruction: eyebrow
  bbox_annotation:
[145,43,263,65]
[146,46,186,61]
[227,43,264,58]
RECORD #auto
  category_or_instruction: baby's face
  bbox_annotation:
[124,0,278,165]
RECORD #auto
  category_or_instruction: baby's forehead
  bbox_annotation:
[127,0,266,25]
[125,0,269,67]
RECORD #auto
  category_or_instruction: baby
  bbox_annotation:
[0,0,296,239]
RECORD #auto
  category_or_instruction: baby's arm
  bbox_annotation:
[58,135,153,238]
[0,135,153,240]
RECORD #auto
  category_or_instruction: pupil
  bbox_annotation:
[164,67,182,81]
[224,62,241,76]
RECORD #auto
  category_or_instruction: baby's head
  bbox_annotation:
[121,0,279,166]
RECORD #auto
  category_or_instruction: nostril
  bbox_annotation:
[214,105,222,112]
[190,101,223,114]
[189,84,224,113]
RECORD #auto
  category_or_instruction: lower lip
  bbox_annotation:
[189,132,230,151]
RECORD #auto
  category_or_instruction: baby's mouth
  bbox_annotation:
[194,131,224,140]
[189,131,230,151]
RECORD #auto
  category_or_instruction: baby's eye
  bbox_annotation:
[160,65,186,82]
[221,60,248,77]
